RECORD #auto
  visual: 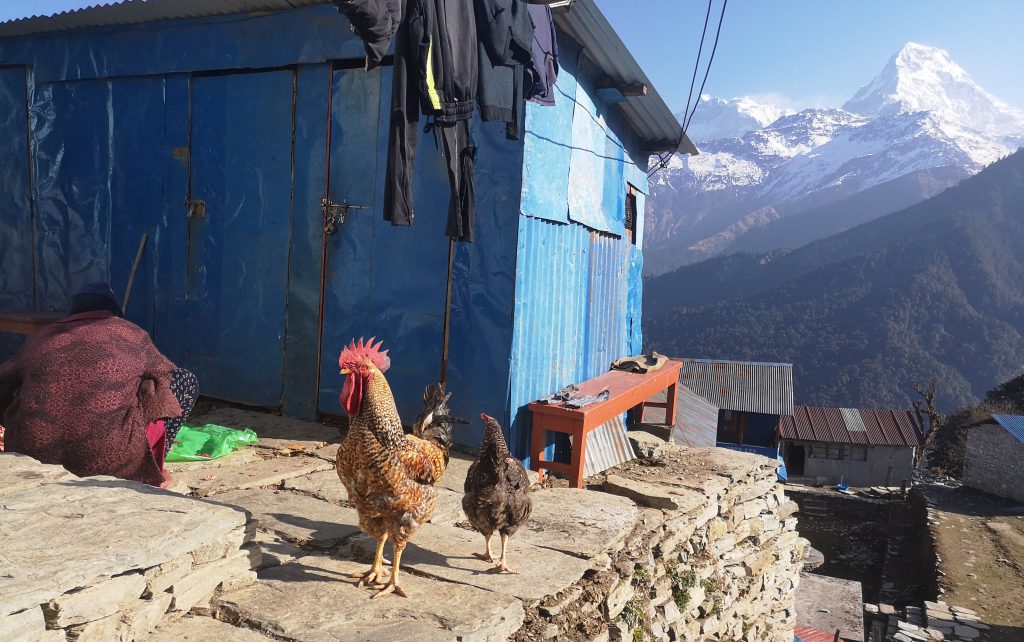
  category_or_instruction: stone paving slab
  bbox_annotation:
[350,522,593,602]
[212,489,361,548]
[430,488,465,525]
[282,469,348,505]
[518,488,637,559]
[0,453,77,496]
[214,555,523,642]
[167,453,334,497]
[0,459,247,617]
[249,531,308,569]
[147,614,279,641]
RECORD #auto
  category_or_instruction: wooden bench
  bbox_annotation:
[528,360,682,488]
[0,312,63,335]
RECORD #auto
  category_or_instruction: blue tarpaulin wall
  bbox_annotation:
[0,8,648,458]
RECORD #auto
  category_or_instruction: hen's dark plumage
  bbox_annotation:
[462,413,532,573]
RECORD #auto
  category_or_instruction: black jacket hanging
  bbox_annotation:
[474,0,537,140]
[333,0,402,70]
[527,4,558,106]
[385,0,479,242]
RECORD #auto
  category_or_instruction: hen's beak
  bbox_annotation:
[341,368,351,375]
[480,413,493,422]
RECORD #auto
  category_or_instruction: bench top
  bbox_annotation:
[528,360,681,428]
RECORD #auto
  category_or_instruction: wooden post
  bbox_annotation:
[122,232,148,314]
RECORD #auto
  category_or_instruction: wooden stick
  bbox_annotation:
[122,232,148,314]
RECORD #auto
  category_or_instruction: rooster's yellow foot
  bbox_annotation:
[371,583,408,599]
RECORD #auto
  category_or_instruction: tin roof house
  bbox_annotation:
[0,0,696,458]
[779,406,922,487]
[963,414,1024,503]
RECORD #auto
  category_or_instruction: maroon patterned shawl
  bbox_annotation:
[0,311,181,485]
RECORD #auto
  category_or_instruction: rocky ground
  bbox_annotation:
[921,481,1024,641]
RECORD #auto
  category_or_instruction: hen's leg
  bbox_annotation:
[350,533,388,587]
[372,540,408,598]
[491,533,518,574]
[472,532,494,563]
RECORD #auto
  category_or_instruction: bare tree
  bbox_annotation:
[912,377,944,468]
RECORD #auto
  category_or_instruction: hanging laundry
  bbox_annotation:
[386,0,479,242]
[332,0,402,70]
[475,0,539,140]
[527,4,558,106]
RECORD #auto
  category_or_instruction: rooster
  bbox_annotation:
[334,338,452,598]
[462,413,532,573]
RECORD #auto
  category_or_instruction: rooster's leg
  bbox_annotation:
[350,533,388,587]
[372,540,408,599]
[491,533,518,574]
[472,533,494,563]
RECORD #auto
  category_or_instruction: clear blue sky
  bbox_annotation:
[595,0,1024,113]
[3,0,1022,113]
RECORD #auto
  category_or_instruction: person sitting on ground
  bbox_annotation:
[0,282,197,487]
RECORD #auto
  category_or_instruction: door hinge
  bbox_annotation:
[186,198,206,219]
[322,197,368,235]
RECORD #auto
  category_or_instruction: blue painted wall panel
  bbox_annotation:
[0,67,34,312]
[627,245,644,356]
[520,36,578,224]
[508,217,591,458]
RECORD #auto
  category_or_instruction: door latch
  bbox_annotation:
[322,197,368,235]
[186,198,206,219]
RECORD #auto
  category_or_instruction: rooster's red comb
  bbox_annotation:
[338,336,391,372]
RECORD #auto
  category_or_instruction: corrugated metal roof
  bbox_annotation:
[779,406,923,447]
[0,0,693,155]
[553,0,696,154]
[993,415,1024,446]
[672,385,719,448]
[0,0,326,37]
[676,358,794,416]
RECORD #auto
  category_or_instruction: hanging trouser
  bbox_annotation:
[440,120,477,242]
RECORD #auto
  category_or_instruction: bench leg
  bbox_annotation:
[665,382,678,426]
[531,419,546,484]
[569,429,589,489]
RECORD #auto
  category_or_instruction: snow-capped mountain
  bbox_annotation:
[681,95,791,142]
[645,43,1024,276]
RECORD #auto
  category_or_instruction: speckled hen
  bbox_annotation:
[462,413,533,573]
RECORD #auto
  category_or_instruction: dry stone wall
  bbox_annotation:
[962,423,1024,503]
[515,446,805,642]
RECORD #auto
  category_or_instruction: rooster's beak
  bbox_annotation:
[340,368,351,375]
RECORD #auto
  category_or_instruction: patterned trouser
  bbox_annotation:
[165,368,198,454]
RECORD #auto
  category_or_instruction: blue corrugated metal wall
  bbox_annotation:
[508,33,651,460]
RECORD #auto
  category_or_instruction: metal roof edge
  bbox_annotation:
[0,1,331,39]
[553,0,695,157]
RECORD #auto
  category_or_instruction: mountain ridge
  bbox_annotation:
[643,149,1024,412]
[645,42,1024,277]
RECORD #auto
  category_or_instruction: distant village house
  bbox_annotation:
[779,406,922,487]
[963,414,1024,503]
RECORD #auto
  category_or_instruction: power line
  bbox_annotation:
[648,0,729,178]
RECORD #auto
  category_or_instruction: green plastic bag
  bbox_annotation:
[165,423,258,462]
